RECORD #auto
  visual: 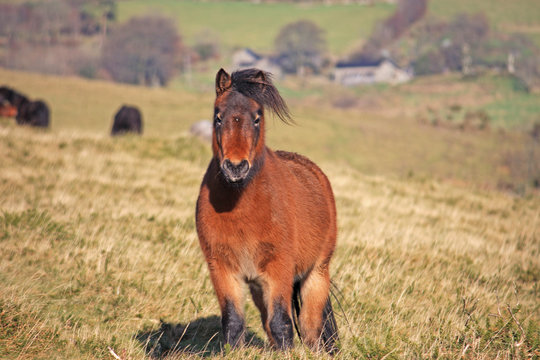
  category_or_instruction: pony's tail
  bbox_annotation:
[321,296,339,354]
[291,280,340,355]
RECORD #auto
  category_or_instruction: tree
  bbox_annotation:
[0,1,79,46]
[409,12,490,74]
[72,0,116,36]
[274,20,326,75]
[101,15,181,86]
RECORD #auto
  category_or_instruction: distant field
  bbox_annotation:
[429,0,540,28]
[115,0,540,56]
[429,0,540,46]
[116,0,395,56]
[0,68,212,137]
[1,67,538,192]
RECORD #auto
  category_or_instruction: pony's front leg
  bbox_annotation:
[208,263,245,348]
[262,265,295,350]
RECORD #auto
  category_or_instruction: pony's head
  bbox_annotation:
[212,68,291,185]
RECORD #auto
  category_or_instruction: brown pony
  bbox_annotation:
[196,68,338,353]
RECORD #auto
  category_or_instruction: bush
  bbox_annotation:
[101,15,181,86]
[413,50,445,75]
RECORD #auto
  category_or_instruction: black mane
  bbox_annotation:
[230,69,292,124]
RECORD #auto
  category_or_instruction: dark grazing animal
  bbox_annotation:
[0,86,50,127]
[195,68,339,353]
[16,100,50,127]
[0,86,28,109]
[111,105,143,136]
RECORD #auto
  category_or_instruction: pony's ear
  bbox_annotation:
[215,68,232,96]
[254,70,266,82]
[253,70,268,92]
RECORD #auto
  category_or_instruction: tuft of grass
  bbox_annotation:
[0,299,63,359]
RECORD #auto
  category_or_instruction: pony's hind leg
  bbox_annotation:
[298,266,339,353]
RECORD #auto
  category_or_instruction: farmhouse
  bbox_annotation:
[231,48,283,78]
[333,58,412,85]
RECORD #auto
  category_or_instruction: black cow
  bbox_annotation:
[0,86,50,127]
[111,105,143,136]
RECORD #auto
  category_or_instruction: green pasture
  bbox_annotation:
[429,0,540,29]
[116,0,395,56]
[115,0,540,56]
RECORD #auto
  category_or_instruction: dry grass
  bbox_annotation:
[0,119,538,359]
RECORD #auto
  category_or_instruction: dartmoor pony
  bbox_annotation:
[196,68,338,353]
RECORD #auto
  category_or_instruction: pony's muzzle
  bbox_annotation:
[221,159,250,183]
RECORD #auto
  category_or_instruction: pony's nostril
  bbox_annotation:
[223,159,233,171]
[239,160,249,173]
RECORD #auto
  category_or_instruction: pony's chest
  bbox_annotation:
[209,236,261,280]
[197,177,291,277]
[200,183,284,237]
[201,209,281,278]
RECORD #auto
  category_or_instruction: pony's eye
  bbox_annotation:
[214,115,222,127]
[254,116,260,126]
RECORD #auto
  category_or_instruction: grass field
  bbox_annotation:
[429,0,540,29]
[116,0,394,57]
[428,0,540,47]
[0,67,539,359]
[1,111,539,358]
[1,67,538,192]
[114,0,540,56]
[1,1,540,356]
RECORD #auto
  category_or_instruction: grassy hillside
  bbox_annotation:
[429,0,540,47]
[429,0,540,27]
[0,117,539,359]
[0,69,211,137]
[115,0,395,56]
[115,0,540,56]
[1,67,538,192]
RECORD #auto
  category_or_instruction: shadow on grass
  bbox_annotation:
[136,315,266,358]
